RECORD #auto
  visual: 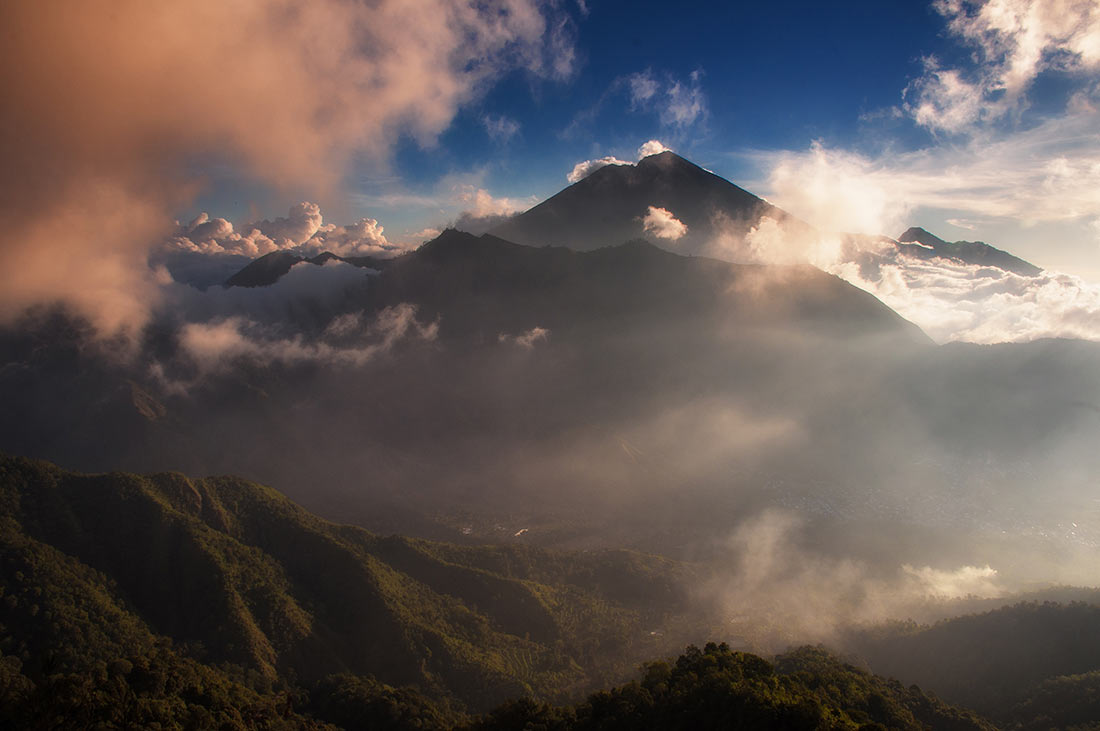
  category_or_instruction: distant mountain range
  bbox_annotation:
[894,226,1041,276]
[226,250,391,288]
[223,151,1041,290]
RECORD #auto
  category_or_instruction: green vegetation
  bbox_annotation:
[8,454,1100,729]
[469,642,994,730]
[0,454,696,726]
[848,601,1100,727]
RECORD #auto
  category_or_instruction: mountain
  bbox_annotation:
[490,151,806,255]
[225,250,393,288]
[473,644,994,731]
[0,455,1003,729]
[895,226,1042,276]
[366,229,927,343]
[847,600,1100,728]
[0,455,698,715]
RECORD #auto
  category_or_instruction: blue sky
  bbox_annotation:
[6,0,1099,339]
[240,0,1095,279]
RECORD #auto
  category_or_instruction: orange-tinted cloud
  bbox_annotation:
[0,0,572,336]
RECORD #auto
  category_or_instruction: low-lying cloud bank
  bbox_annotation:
[722,215,1100,343]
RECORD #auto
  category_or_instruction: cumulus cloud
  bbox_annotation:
[566,156,633,183]
[906,0,1100,132]
[165,202,408,260]
[0,0,575,337]
[637,139,672,158]
[566,139,675,184]
[641,206,688,240]
[451,186,536,233]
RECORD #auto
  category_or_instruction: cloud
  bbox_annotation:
[714,211,1100,344]
[565,140,674,184]
[829,251,1100,343]
[626,69,708,129]
[905,0,1100,132]
[758,108,1100,235]
[701,510,1007,650]
[641,206,688,240]
[450,186,536,233]
[901,563,1002,600]
[175,302,437,379]
[662,69,708,127]
[483,114,521,142]
[0,0,575,337]
[627,71,661,107]
[499,326,550,348]
[637,139,672,157]
[566,156,632,183]
[165,203,408,260]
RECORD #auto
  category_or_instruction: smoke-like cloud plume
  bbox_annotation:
[0,0,574,337]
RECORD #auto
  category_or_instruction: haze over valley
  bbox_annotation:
[4,0,1100,727]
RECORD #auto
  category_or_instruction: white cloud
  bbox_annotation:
[641,206,688,240]
[715,211,1100,343]
[829,252,1100,343]
[637,139,672,158]
[906,61,988,134]
[455,186,533,218]
[757,107,1100,236]
[565,140,675,184]
[627,71,660,106]
[662,69,707,127]
[566,155,632,183]
[176,302,437,377]
[624,68,708,129]
[901,563,1003,600]
[483,114,521,142]
[906,0,1100,132]
[164,203,409,260]
[449,186,536,234]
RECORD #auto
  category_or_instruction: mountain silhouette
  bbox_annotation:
[895,226,1041,276]
[490,151,807,255]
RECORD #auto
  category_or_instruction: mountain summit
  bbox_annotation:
[896,226,1041,276]
[491,151,804,255]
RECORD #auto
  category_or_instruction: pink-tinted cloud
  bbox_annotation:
[0,0,574,337]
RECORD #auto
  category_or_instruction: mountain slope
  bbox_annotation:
[896,226,1042,276]
[0,454,697,713]
[848,601,1100,724]
[471,643,995,731]
[490,151,806,255]
[225,250,392,288]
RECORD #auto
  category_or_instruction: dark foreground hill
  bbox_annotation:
[471,643,994,731]
[0,455,1000,729]
[847,600,1100,729]
[0,454,699,717]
